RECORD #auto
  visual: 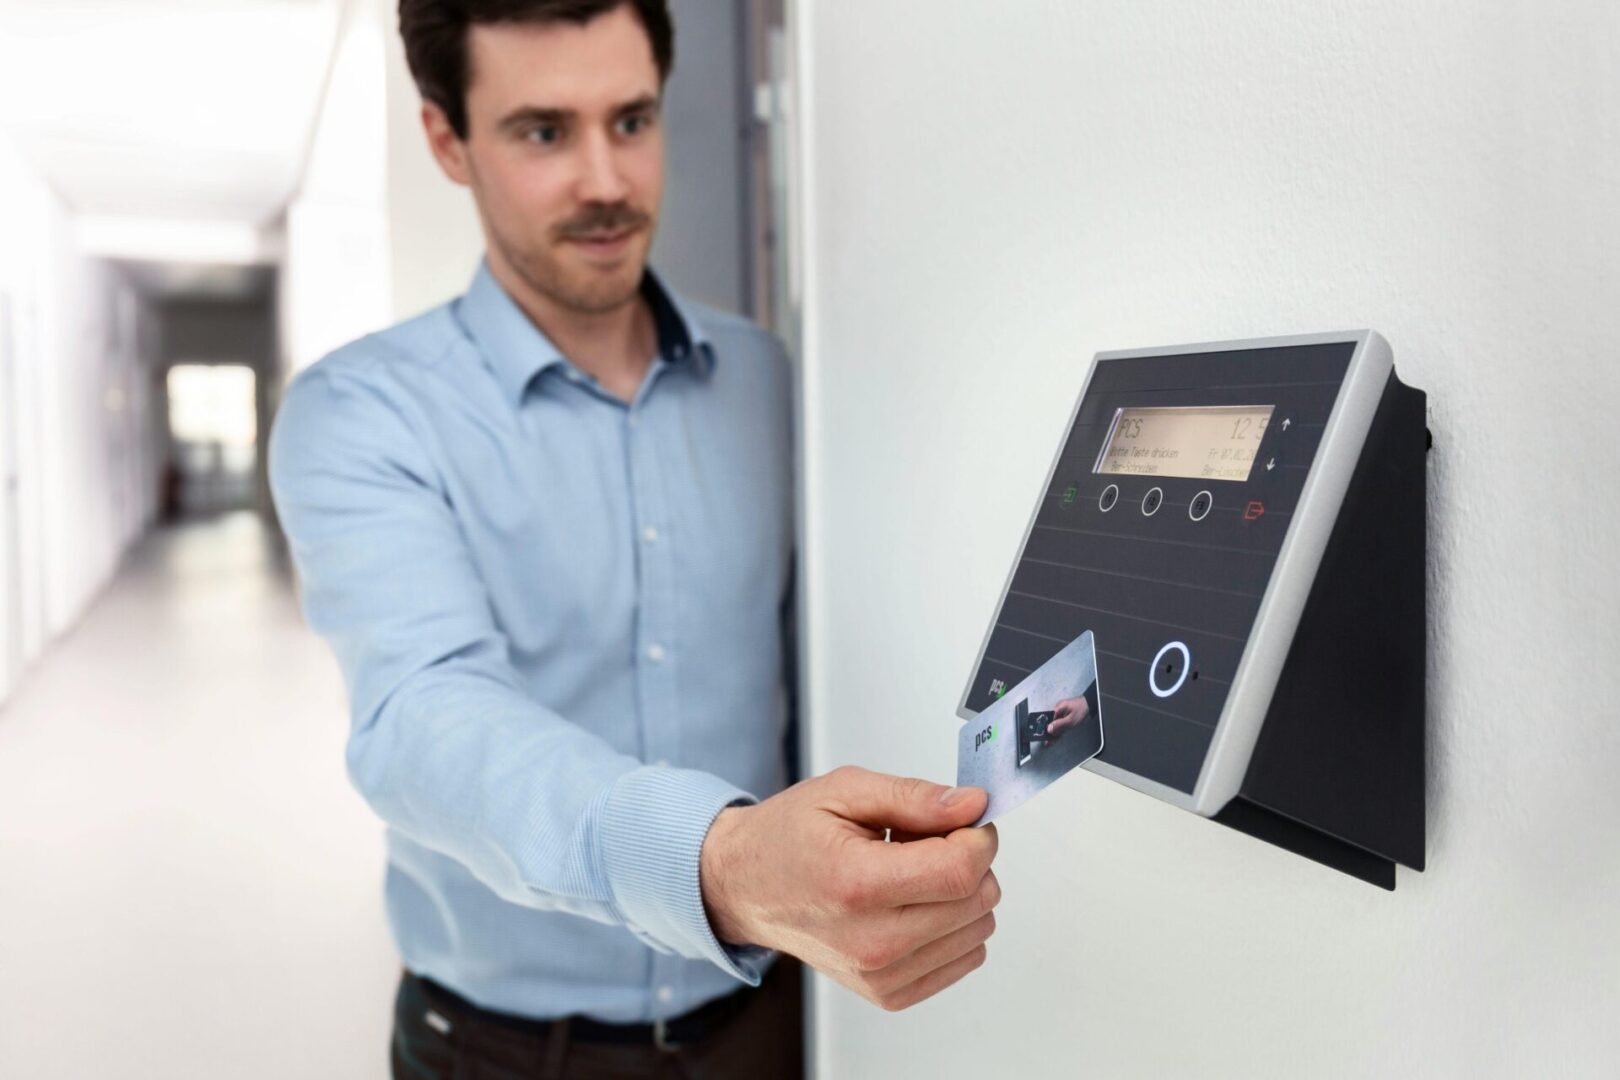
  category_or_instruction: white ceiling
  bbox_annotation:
[0,0,342,230]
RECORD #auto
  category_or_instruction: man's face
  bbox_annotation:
[429,4,665,315]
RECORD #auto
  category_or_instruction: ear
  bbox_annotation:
[421,100,472,187]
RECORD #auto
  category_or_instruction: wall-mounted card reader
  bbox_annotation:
[958,331,1427,889]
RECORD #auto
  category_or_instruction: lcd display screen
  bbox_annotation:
[1094,405,1276,482]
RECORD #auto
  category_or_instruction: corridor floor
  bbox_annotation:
[0,513,398,1079]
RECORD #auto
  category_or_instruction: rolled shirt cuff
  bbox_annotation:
[598,765,772,986]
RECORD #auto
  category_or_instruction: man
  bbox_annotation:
[269,2,1000,1076]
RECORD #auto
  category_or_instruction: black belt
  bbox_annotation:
[410,971,756,1052]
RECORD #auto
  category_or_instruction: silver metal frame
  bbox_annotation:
[956,330,1394,817]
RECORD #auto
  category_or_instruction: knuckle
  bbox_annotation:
[870,980,910,1012]
[830,864,874,912]
[826,763,861,785]
[889,773,926,806]
[850,933,898,973]
[978,871,1002,912]
[943,855,977,900]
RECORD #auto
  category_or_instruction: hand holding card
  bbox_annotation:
[955,632,1104,825]
[700,765,1001,1011]
[1048,696,1091,737]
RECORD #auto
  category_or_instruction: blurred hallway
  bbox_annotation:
[0,513,397,1080]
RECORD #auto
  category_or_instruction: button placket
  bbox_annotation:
[628,404,677,772]
[650,953,684,1020]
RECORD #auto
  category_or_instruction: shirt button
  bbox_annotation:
[656,985,674,1004]
[646,643,666,664]
[655,758,670,768]
[642,526,659,543]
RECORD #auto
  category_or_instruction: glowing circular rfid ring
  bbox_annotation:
[1149,640,1191,699]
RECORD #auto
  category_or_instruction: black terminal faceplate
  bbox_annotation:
[963,343,1355,794]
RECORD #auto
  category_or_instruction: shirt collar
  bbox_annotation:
[456,258,714,406]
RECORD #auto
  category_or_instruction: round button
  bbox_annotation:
[1141,487,1164,517]
[1149,641,1191,698]
[1189,490,1213,522]
[656,985,674,1004]
[1098,484,1120,513]
[642,526,660,543]
[646,643,666,664]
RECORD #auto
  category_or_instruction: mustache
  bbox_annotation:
[554,203,651,240]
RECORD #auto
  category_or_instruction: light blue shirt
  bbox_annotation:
[268,261,793,1022]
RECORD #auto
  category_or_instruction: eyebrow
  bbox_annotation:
[495,94,661,135]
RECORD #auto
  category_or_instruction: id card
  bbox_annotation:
[955,631,1103,825]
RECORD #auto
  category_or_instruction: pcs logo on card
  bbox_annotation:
[973,724,996,752]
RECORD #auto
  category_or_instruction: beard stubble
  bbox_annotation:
[493,200,654,317]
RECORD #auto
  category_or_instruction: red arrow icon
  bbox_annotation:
[1244,501,1266,521]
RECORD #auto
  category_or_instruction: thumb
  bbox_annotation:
[824,766,988,834]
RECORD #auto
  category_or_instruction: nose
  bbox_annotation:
[576,128,630,205]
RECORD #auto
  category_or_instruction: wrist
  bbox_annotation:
[700,804,753,947]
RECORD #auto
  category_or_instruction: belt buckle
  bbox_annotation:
[653,1017,682,1053]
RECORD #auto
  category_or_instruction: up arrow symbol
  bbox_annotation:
[1281,418,1292,431]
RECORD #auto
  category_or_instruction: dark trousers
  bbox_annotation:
[390,958,805,1079]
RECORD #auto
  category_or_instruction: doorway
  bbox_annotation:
[161,362,259,520]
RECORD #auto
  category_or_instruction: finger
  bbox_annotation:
[878,869,1000,958]
[887,820,986,843]
[857,823,998,906]
[868,910,996,998]
[876,942,989,1012]
[886,828,933,844]
[824,766,987,836]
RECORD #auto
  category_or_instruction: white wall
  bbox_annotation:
[280,0,481,359]
[36,227,156,647]
[377,0,484,323]
[0,136,159,708]
[280,0,393,377]
[796,2,1620,1076]
[0,138,46,700]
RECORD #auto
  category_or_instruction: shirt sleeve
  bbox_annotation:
[268,359,767,985]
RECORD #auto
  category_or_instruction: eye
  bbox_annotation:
[617,112,653,137]
[525,124,562,145]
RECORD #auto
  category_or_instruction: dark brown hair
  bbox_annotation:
[398,0,675,139]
